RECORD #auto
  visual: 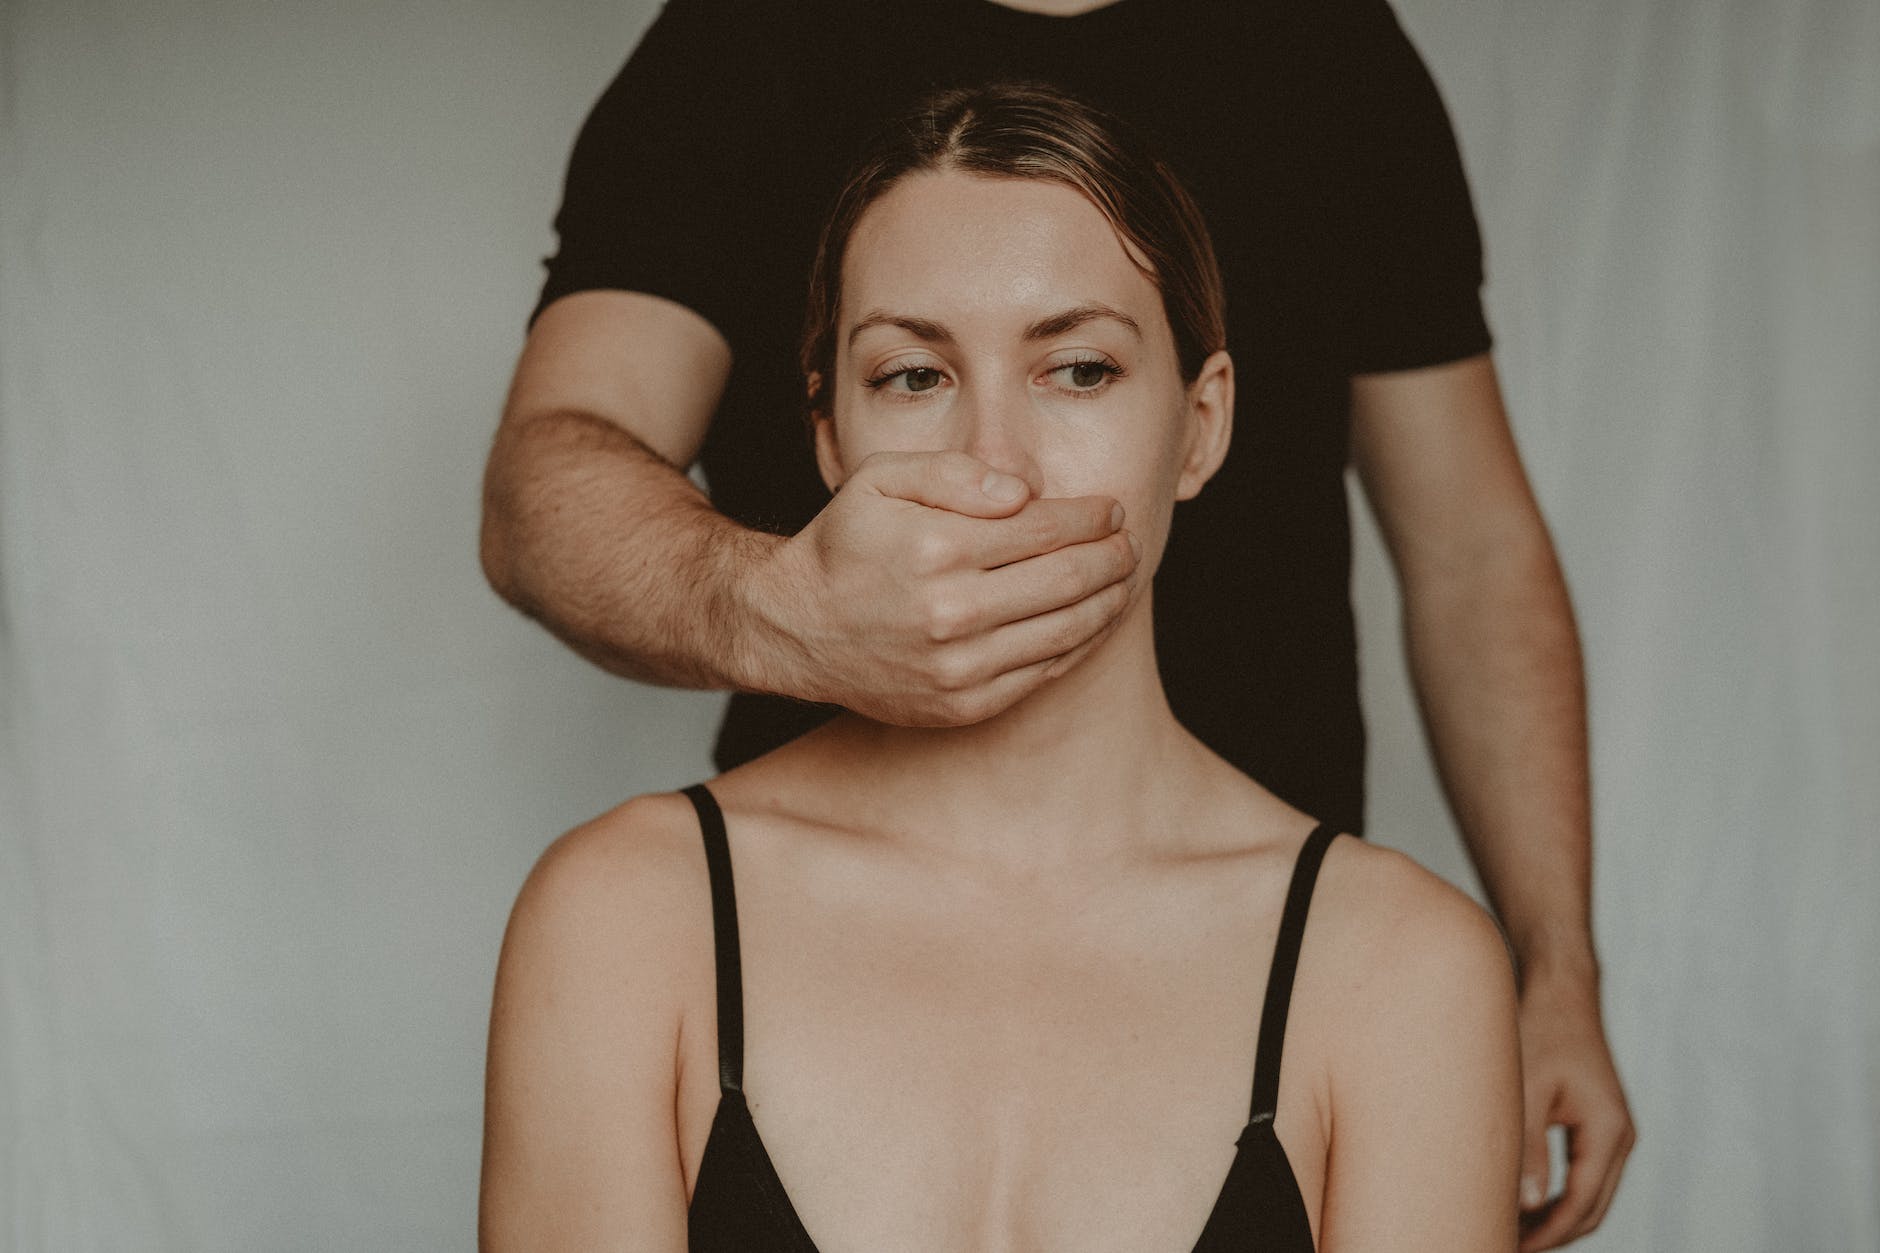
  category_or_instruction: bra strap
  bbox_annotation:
[682,783,744,1096]
[1249,821,1340,1124]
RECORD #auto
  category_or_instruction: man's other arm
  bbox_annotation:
[1350,351,1635,1251]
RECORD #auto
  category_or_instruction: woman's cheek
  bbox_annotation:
[1130,425,1198,571]
[831,403,957,468]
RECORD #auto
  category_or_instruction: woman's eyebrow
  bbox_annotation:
[1023,303,1142,342]
[846,303,1142,348]
[847,313,952,348]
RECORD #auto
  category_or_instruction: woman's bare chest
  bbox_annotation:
[671,843,1333,1250]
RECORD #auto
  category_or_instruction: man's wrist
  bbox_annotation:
[1510,931,1601,996]
[718,527,819,702]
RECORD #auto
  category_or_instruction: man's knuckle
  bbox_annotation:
[1077,549,1119,595]
[925,596,968,642]
[1038,567,1075,606]
[949,691,985,722]
[1593,1114,1632,1146]
[1054,619,1095,657]
[1072,589,1120,637]
[1072,582,1109,622]
[928,651,975,693]
[940,686,991,723]
[910,529,956,571]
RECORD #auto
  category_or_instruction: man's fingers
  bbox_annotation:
[966,495,1125,568]
[1518,1098,1553,1216]
[853,450,1032,518]
[908,610,1110,726]
[915,577,1133,710]
[1037,582,1136,679]
[953,531,1137,634]
[1525,1133,1598,1251]
[988,577,1134,675]
[1566,1116,1636,1242]
[907,544,1140,724]
[1517,1117,1625,1253]
[927,648,1063,725]
[1517,1164,1581,1251]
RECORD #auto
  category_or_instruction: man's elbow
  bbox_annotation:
[479,508,524,609]
[478,428,538,613]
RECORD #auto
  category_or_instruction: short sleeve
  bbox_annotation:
[527,0,791,345]
[1322,0,1493,375]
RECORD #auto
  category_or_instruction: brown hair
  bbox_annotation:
[800,81,1227,414]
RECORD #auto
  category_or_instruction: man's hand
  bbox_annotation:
[1515,966,1636,1252]
[744,449,1142,726]
[486,293,1142,714]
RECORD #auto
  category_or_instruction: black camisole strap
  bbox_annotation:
[682,782,744,1096]
[1249,821,1341,1125]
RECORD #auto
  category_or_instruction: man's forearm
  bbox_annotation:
[1400,529,1598,985]
[480,408,797,695]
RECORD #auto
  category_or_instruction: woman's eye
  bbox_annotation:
[868,365,945,394]
[1052,360,1121,391]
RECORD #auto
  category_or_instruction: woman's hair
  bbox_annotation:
[800,80,1227,414]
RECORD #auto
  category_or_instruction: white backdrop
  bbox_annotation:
[2,1,1874,1250]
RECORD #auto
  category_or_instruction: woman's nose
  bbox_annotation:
[955,382,1045,495]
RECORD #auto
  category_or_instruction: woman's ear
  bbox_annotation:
[808,374,845,493]
[1175,350,1234,501]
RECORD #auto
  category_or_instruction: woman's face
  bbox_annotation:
[813,168,1233,579]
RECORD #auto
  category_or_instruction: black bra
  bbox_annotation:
[680,782,1337,1252]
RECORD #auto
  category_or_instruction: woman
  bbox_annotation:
[481,83,1521,1252]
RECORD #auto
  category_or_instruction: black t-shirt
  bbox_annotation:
[529,0,1492,836]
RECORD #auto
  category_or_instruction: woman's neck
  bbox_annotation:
[795,594,1211,874]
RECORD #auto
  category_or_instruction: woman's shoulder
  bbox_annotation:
[1299,836,1525,1235]
[522,785,708,892]
[502,790,714,984]
[1311,835,1514,991]
[484,792,714,1242]
[1305,833,1521,1095]
[535,789,709,866]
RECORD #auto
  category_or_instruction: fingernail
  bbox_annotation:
[1109,502,1124,529]
[1126,531,1142,560]
[1521,1176,1545,1209]
[983,472,1024,502]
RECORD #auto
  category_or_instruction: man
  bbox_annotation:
[479,0,1634,1246]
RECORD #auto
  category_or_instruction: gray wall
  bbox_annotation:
[2,1,1874,1248]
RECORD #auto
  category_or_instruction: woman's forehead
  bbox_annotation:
[840,169,1164,337]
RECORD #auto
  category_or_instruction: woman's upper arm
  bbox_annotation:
[1319,861,1524,1252]
[480,795,700,1253]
